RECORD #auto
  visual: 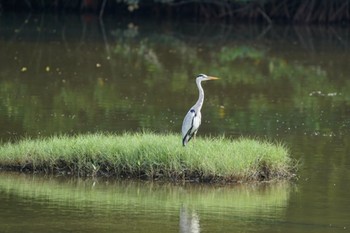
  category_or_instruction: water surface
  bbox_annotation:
[0,172,292,233]
[0,13,350,232]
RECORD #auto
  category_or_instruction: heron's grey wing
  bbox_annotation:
[182,109,195,138]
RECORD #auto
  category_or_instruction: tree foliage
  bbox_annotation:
[1,0,350,23]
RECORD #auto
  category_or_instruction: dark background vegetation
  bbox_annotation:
[1,0,350,23]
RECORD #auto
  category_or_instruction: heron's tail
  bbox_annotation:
[183,134,194,146]
[182,136,188,146]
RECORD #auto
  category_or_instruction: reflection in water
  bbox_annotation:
[179,206,200,233]
[0,172,291,233]
[1,13,350,233]
[0,14,350,142]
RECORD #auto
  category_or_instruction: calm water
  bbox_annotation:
[0,13,350,232]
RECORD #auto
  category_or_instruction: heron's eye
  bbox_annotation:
[190,109,195,113]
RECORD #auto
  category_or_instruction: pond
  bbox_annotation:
[0,13,350,232]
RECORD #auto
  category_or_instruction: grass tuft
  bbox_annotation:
[0,132,296,182]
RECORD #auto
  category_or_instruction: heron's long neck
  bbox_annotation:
[194,80,204,111]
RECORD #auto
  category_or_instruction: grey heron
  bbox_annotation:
[181,74,219,146]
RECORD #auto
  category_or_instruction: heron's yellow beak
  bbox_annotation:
[207,76,219,80]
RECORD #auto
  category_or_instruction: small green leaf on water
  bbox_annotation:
[20,67,27,72]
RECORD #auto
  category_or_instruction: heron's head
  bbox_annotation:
[196,74,219,82]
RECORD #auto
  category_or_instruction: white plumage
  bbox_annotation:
[181,74,219,146]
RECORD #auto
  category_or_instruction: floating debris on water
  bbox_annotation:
[309,91,340,97]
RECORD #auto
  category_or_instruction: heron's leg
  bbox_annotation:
[193,131,198,142]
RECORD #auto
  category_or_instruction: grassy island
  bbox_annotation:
[0,133,295,182]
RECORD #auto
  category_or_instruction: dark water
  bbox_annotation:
[0,13,350,232]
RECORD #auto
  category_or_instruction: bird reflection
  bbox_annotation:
[179,206,200,233]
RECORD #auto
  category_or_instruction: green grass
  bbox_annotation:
[0,132,296,182]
